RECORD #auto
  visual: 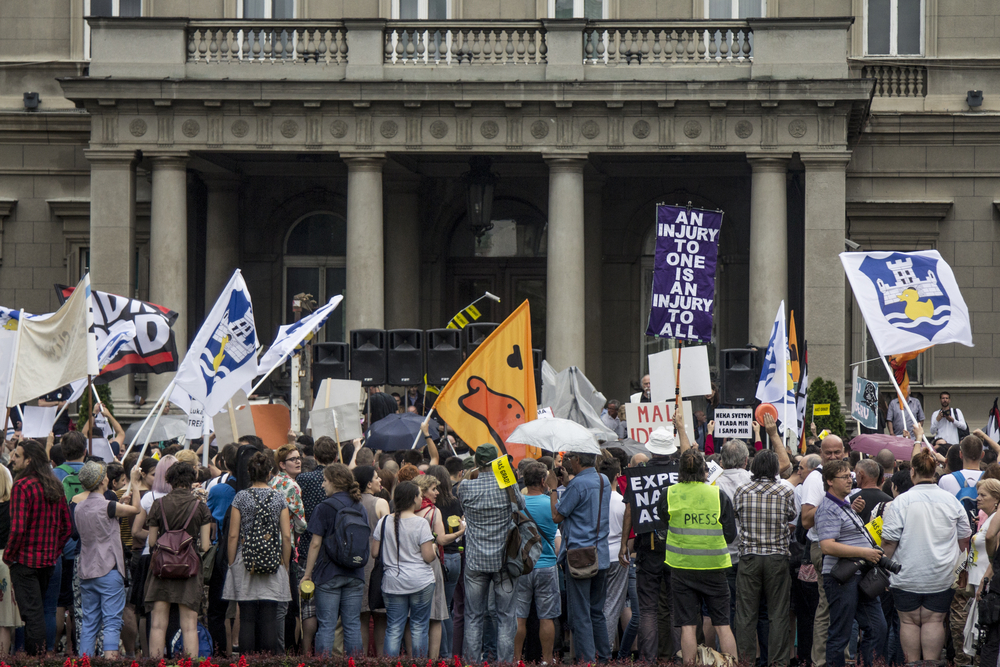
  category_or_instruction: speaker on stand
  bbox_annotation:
[466,322,499,355]
[719,347,764,407]
[350,329,387,386]
[311,342,350,393]
[426,329,464,386]
[387,329,424,386]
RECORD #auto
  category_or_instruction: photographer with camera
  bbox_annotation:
[881,448,972,663]
[815,459,887,667]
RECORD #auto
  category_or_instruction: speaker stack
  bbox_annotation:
[719,348,764,406]
[350,329,387,386]
[465,322,499,355]
[387,329,424,386]
[426,329,464,385]
[311,342,349,392]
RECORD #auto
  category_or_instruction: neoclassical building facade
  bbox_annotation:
[1,0,998,419]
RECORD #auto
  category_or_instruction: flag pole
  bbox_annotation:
[874,348,929,449]
[410,408,437,450]
[86,375,94,456]
[121,378,175,460]
[4,310,25,415]
[782,311,789,452]
[249,355,289,398]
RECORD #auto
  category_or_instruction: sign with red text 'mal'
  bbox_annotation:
[645,205,723,341]
[624,401,695,447]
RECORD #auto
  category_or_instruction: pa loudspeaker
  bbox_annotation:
[387,329,424,386]
[311,342,349,392]
[719,348,764,406]
[350,329,387,386]
[426,329,463,386]
[466,322,498,355]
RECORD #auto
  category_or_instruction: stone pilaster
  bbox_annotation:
[748,155,790,346]
[384,175,421,329]
[344,154,386,332]
[86,149,138,298]
[202,174,240,306]
[545,155,588,373]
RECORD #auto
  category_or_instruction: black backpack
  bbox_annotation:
[241,490,282,575]
[323,496,371,570]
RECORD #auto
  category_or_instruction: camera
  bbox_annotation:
[830,550,901,584]
[877,555,902,574]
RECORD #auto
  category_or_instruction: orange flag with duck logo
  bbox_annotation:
[433,300,539,464]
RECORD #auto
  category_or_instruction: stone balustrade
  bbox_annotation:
[583,22,753,65]
[187,21,349,64]
[853,61,928,97]
[384,22,546,65]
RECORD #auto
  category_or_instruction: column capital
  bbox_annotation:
[341,153,387,171]
[543,153,589,172]
[799,152,852,171]
[146,151,190,170]
[84,148,139,169]
[747,154,792,173]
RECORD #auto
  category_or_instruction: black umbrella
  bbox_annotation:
[364,413,442,452]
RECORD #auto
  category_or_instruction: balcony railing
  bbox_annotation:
[583,22,753,65]
[852,61,927,98]
[384,22,546,65]
[187,21,348,64]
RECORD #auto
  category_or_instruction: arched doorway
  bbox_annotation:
[445,197,548,345]
[283,211,346,342]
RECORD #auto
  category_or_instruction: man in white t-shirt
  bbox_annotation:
[799,434,851,667]
[600,457,629,650]
[930,391,968,446]
[939,435,984,496]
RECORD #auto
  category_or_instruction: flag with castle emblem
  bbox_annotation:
[841,250,973,356]
[173,270,259,415]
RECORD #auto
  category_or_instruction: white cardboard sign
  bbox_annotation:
[713,407,754,439]
[649,345,712,402]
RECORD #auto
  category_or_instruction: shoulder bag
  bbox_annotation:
[566,474,604,580]
[368,518,388,611]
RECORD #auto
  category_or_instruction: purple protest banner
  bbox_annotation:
[645,205,723,341]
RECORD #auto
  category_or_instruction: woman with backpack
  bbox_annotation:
[374,481,438,658]
[72,461,140,657]
[144,462,213,658]
[300,463,369,656]
[414,473,465,659]
[223,452,292,655]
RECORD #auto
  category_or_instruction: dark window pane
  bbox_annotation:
[867,0,891,54]
[91,0,113,16]
[513,278,546,349]
[399,0,419,19]
[272,0,294,19]
[119,0,141,16]
[285,214,346,256]
[584,0,602,19]
[897,0,922,54]
[285,268,319,324]
[555,0,573,18]
[429,0,447,19]
[243,0,265,17]
[324,268,346,342]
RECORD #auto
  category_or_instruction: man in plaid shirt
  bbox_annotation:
[4,440,72,655]
[456,443,525,663]
[732,450,798,667]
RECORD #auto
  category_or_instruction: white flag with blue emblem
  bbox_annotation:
[841,250,973,357]
[173,270,259,416]
[256,295,344,375]
[755,301,798,437]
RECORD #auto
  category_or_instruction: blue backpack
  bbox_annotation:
[323,495,371,569]
[170,623,213,657]
[952,471,979,533]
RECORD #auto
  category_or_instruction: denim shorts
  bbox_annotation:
[515,565,561,619]
[890,587,954,614]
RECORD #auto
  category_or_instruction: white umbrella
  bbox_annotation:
[506,418,601,455]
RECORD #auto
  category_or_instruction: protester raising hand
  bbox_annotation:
[673,403,691,454]
[707,420,715,435]
[761,413,793,478]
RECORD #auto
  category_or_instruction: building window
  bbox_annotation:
[241,0,295,18]
[549,0,605,19]
[284,213,346,343]
[866,0,923,55]
[85,0,142,59]
[393,0,449,19]
[706,0,765,18]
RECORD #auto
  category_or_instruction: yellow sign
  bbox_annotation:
[865,515,883,546]
[813,404,831,416]
[491,456,518,489]
[818,429,831,440]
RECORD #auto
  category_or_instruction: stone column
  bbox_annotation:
[344,154,386,332]
[202,174,240,305]
[147,152,190,401]
[748,155,790,346]
[545,155,588,373]
[383,176,420,329]
[802,154,851,401]
[584,174,604,387]
[86,149,138,406]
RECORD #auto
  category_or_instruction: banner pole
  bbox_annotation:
[121,378,174,460]
[87,375,94,456]
[4,310,25,412]
[878,353,927,447]
[201,416,211,468]
[124,379,177,494]
[410,408,437,450]
[249,356,289,398]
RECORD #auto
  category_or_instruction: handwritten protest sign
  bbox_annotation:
[852,375,879,430]
[646,206,723,341]
[623,462,679,533]
[714,408,753,438]
[492,456,517,488]
[623,401,695,446]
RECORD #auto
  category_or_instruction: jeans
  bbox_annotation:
[441,552,462,659]
[811,543,830,667]
[80,570,126,657]
[315,576,364,656]
[618,557,640,656]
[635,548,673,660]
[9,563,55,656]
[734,555,790,667]
[43,556,62,651]
[385,584,435,657]
[563,564,611,663]
[823,575,886,667]
[239,600,280,654]
[463,568,518,662]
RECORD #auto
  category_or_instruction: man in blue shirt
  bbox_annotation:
[550,450,612,663]
[514,461,561,664]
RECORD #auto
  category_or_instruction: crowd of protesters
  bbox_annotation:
[1,384,1000,667]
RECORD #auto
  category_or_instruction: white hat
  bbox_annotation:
[645,426,677,456]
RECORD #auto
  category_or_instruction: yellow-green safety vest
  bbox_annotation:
[664,481,731,570]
